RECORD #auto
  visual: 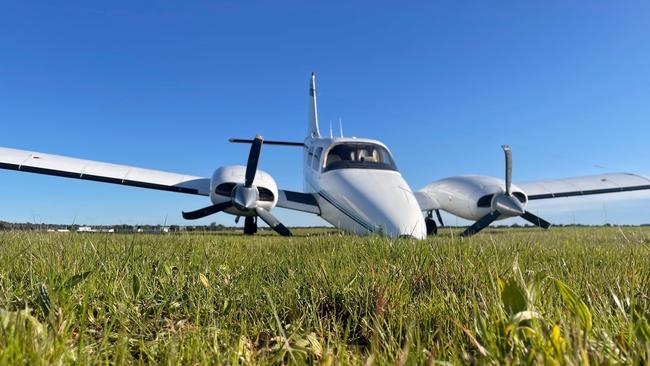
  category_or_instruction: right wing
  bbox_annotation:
[0,146,211,196]
[517,172,650,200]
[413,191,441,212]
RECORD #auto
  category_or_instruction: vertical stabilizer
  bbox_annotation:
[308,73,321,138]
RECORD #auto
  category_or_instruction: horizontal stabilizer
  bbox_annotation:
[229,138,304,147]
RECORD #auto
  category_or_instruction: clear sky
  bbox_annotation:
[1,1,650,227]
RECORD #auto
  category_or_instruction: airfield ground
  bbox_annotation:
[0,227,649,364]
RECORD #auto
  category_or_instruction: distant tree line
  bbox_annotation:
[0,221,240,232]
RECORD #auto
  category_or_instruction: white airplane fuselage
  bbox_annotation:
[302,136,427,239]
[0,73,648,238]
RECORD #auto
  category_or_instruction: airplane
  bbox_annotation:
[1,73,650,239]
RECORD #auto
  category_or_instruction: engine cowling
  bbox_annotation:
[420,175,528,221]
[420,146,551,237]
[210,165,278,217]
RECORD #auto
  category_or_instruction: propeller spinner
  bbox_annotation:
[182,135,292,236]
[461,145,552,237]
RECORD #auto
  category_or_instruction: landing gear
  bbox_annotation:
[426,210,443,236]
[425,217,437,236]
[244,216,257,235]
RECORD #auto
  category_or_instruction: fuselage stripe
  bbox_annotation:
[317,190,375,232]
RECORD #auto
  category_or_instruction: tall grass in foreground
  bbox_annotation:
[0,227,649,364]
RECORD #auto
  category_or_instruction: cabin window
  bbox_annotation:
[323,143,397,172]
[306,146,315,167]
[312,147,323,171]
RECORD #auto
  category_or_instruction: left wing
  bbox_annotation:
[0,147,211,195]
[516,172,650,200]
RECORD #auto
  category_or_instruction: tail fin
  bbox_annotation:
[308,73,321,138]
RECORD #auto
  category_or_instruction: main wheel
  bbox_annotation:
[425,218,437,236]
[244,216,258,235]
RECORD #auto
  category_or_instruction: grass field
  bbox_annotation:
[1,227,649,365]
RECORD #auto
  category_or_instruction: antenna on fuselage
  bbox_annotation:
[338,117,344,137]
[329,120,334,138]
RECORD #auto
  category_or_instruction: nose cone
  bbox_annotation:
[232,186,259,210]
[493,194,525,217]
[321,170,427,239]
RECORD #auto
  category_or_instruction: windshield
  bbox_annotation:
[324,143,397,172]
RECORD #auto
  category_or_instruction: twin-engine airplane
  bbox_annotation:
[2,74,650,239]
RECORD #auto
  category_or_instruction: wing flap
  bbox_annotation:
[518,173,650,200]
[277,189,321,215]
[0,147,211,196]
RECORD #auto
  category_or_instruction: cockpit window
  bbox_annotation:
[312,147,323,171]
[324,143,397,172]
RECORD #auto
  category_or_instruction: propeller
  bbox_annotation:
[521,211,552,229]
[256,207,292,236]
[461,145,552,237]
[245,136,263,188]
[182,135,292,236]
[182,202,232,220]
[503,145,512,196]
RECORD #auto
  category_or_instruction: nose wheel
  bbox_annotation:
[244,216,258,235]
[426,210,443,236]
[425,217,437,235]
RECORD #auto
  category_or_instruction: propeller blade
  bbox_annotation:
[255,207,292,236]
[245,135,264,187]
[435,209,444,227]
[521,211,552,229]
[502,145,512,196]
[461,210,502,237]
[182,202,232,220]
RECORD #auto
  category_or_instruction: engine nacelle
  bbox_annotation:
[420,175,528,221]
[210,165,278,217]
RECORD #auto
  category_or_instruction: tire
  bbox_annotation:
[244,216,257,235]
[425,218,437,236]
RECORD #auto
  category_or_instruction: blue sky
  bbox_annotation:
[1,1,650,227]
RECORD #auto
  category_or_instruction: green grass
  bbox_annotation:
[1,227,649,364]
